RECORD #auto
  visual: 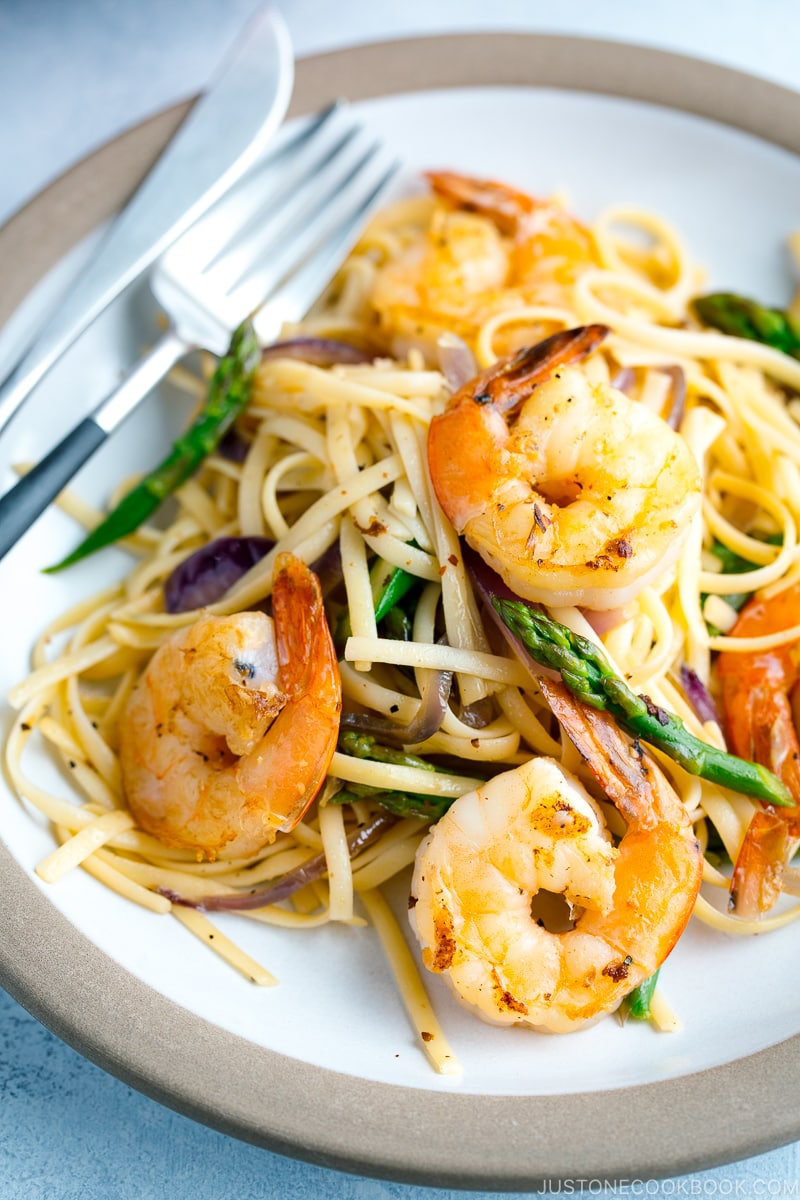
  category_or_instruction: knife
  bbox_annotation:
[0,4,293,438]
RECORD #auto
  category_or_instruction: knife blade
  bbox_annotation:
[0,3,293,438]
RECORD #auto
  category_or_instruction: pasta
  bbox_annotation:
[6,170,800,1070]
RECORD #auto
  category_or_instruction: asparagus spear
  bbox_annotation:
[692,292,800,360]
[332,785,453,821]
[622,970,660,1022]
[338,730,438,774]
[493,599,792,807]
[335,556,417,642]
[702,534,783,631]
[335,732,457,820]
[46,321,261,572]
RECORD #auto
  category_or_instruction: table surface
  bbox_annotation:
[2,1,800,1195]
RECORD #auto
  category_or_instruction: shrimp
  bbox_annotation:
[409,681,702,1032]
[717,582,800,915]
[427,325,702,611]
[118,552,342,859]
[426,170,599,298]
[369,172,597,353]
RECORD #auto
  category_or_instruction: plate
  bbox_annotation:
[2,34,800,1189]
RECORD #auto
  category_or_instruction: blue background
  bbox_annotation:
[1,986,798,1197]
[2,0,800,1194]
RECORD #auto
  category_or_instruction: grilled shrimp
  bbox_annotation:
[427,325,702,610]
[427,171,599,299]
[370,172,598,351]
[119,553,341,859]
[718,582,800,915]
[409,682,702,1032]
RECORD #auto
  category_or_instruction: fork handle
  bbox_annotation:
[0,330,188,564]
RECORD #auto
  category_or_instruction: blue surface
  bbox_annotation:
[1,984,798,1197]
[3,1,800,1195]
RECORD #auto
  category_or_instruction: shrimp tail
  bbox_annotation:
[273,551,331,690]
[539,678,686,832]
[475,325,610,415]
[424,170,539,235]
[264,552,342,833]
[428,325,609,527]
[719,586,800,914]
[539,679,702,965]
[729,809,792,917]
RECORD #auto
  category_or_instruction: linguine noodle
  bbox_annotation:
[7,176,800,1072]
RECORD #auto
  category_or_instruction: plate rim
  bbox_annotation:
[2,31,800,1188]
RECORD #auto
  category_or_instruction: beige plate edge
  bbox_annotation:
[1,33,799,1189]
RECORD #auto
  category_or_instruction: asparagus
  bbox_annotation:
[493,599,792,807]
[373,561,417,624]
[692,292,800,360]
[702,535,782,631]
[335,731,456,820]
[338,730,437,774]
[332,785,453,821]
[46,321,261,572]
[622,970,660,1022]
[335,556,417,642]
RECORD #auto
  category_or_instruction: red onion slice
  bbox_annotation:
[162,811,396,912]
[261,337,373,367]
[340,656,453,746]
[679,664,725,739]
[308,541,344,598]
[456,697,495,729]
[215,427,252,463]
[579,606,628,637]
[463,545,556,686]
[164,536,274,613]
[164,539,343,614]
[611,364,685,429]
[437,333,477,390]
[611,366,636,394]
[660,365,686,430]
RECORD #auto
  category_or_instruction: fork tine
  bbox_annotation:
[224,137,382,304]
[253,160,401,344]
[202,101,346,273]
[209,124,365,295]
[0,97,405,567]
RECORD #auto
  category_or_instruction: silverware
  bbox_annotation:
[0,110,399,564]
[0,3,293,439]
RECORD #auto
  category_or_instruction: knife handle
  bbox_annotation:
[0,330,188,564]
[0,418,107,562]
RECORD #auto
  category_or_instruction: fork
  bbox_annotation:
[0,105,399,564]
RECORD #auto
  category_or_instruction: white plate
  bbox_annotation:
[2,35,799,1187]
